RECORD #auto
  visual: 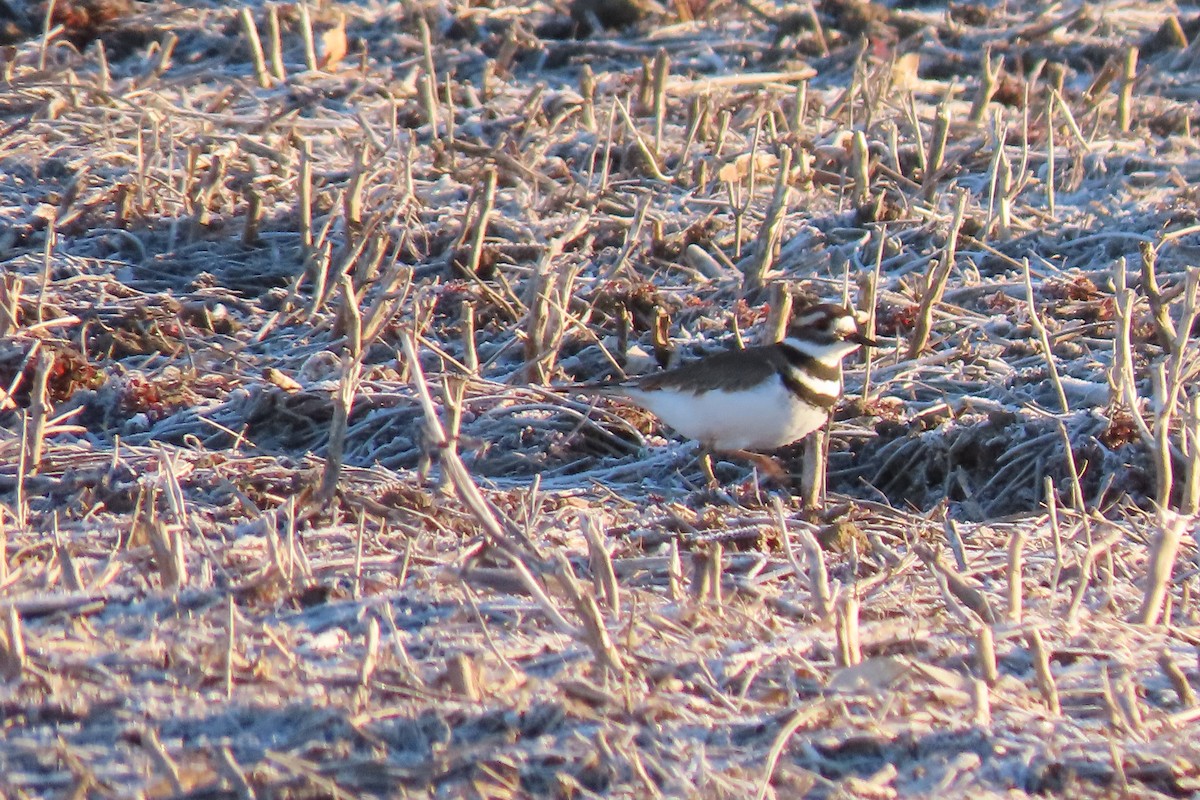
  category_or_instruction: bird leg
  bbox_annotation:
[697,448,787,490]
[728,449,790,484]
[699,449,719,490]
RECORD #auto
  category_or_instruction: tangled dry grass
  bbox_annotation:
[2,0,1200,797]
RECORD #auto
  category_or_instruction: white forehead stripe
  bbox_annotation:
[834,314,857,335]
[792,309,827,327]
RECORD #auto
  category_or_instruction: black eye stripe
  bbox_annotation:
[791,309,857,332]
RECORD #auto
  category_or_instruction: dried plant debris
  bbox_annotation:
[4,0,1200,797]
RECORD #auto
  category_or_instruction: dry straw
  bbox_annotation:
[3,1,1199,795]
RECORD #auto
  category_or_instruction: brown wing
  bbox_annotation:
[633,345,787,393]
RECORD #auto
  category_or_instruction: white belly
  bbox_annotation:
[625,377,829,451]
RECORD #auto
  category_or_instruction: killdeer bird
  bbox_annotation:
[574,303,877,483]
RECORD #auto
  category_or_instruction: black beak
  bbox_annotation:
[850,331,879,348]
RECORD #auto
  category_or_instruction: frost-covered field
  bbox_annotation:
[1,0,1200,796]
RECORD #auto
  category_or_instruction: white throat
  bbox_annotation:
[783,335,861,366]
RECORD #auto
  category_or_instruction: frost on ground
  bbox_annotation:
[1,0,1200,797]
